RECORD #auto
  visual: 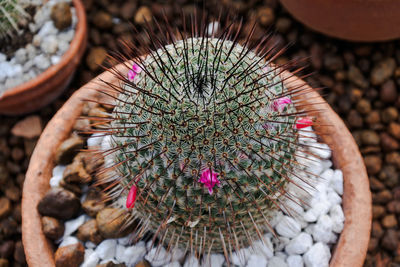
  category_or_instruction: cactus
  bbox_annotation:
[0,0,28,39]
[91,18,318,261]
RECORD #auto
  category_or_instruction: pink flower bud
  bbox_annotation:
[198,169,220,195]
[126,184,137,209]
[272,97,292,112]
[295,118,313,129]
[127,63,141,82]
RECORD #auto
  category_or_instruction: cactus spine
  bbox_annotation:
[0,0,28,39]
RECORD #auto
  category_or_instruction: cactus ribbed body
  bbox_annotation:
[106,37,301,253]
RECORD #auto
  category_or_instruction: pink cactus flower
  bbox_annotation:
[295,118,313,129]
[198,169,220,195]
[272,97,292,112]
[128,63,141,81]
[126,184,137,209]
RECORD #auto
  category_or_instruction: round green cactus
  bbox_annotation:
[93,21,315,260]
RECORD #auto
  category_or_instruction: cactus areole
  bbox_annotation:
[97,25,316,258]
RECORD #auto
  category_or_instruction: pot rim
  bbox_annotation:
[0,0,86,101]
[22,63,371,267]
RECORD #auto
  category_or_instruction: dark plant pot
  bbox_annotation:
[0,0,87,115]
[22,64,372,266]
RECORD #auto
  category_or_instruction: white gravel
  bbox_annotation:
[0,0,77,94]
[52,126,345,267]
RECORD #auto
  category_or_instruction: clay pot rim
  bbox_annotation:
[0,0,86,100]
[22,63,371,267]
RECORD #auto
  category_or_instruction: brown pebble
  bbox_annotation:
[380,133,399,151]
[257,7,274,26]
[134,260,151,267]
[386,152,400,169]
[0,241,14,258]
[55,243,84,267]
[0,258,8,267]
[134,6,152,25]
[96,208,134,239]
[356,99,371,114]
[380,80,398,103]
[11,115,42,139]
[371,221,384,238]
[97,261,126,267]
[93,11,113,29]
[388,122,400,139]
[372,205,385,219]
[381,107,398,123]
[13,241,25,264]
[42,216,65,240]
[76,219,103,244]
[0,198,11,219]
[364,155,382,175]
[37,188,81,220]
[55,135,85,165]
[381,229,399,251]
[382,214,397,228]
[51,2,72,30]
[361,130,380,146]
[374,190,393,204]
[371,58,396,86]
[86,47,108,72]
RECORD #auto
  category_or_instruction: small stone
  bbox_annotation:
[51,2,72,30]
[372,221,384,238]
[96,208,133,238]
[303,242,330,267]
[380,80,397,103]
[0,241,14,258]
[41,35,59,54]
[93,11,113,29]
[356,99,371,114]
[388,123,400,139]
[381,229,398,251]
[183,255,199,267]
[374,190,393,204]
[246,254,267,267]
[0,198,11,219]
[97,262,126,267]
[361,130,380,146]
[134,6,152,25]
[82,199,106,218]
[275,216,301,238]
[386,152,400,168]
[55,135,85,165]
[145,246,172,267]
[371,58,396,85]
[202,254,225,267]
[77,219,103,244]
[95,239,117,261]
[135,260,151,267]
[11,115,42,139]
[42,216,65,240]
[381,107,398,123]
[312,215,334,243]
[257,7,274,26]
[382,214,397,228]
[285,233,312,255]
[59,236,79,247]
[365,111,380,125]
[0,259,8,267]
[63,157,92,184]
[33,54,51,70]
[37,188,81,220]
[115,242,146,265]
[286,255,303,267]
[64,214,87,237]
[120,2,137,20]
[81,249,99,267]
[13,241,25,264]
[347,110,363,128]
[372,205,385,219]
[55,243,85,267]
[364,155,382,175]
[268,256,287,267]
[86,47,108,71]
[348,65,368,88]
[380,133,399,151]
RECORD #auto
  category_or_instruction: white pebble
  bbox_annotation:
[330,204,345,233]
[145,246,172,267]
[309,143,331,159]
[85,241,96,249]
[286,255,303,267]
[230,248,251,266]
[41,35,59,54]
[303,243,330,267]
[95,239,117,261]
[275,216,301,238]
[206,21,219,36]
[253,238,274,259]
[0,53,6,62]
[268,256,288,267]
[327,190,342,206]
[170,247,185,262]
[272,236,290,252]
[202,254,225,267]
[88,133,104,148]
[59,236,79,247]
[116,243,146,265]
[117,236,131,246]
[312,215,333,243]
[33,54,51,70]
[82,249,99,267]
[51,55,61,65]
[285,233,312,255]
[247,254,268,267]
[183,255,200,267]
[331,170,343,195]
[14,48,27,64]
[165,262,181,267]
[37,21,58,37]
[63,214,87,237]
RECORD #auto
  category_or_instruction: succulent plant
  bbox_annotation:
[91,17,317,262]
[0,0,28,39]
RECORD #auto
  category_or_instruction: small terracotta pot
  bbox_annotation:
[0,0,87,116]
[280,0,400,42]
[22,64,371,266]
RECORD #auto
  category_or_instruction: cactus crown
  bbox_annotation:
[92,17,317,261]
[0,0,28,39]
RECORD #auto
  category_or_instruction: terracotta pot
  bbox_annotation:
[0,0,87,116]
[22,64,371,266]
[280,0,400,42]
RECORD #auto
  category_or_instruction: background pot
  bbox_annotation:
[280,0,400,42]
[22,64,372,266]
[0,0,87,116]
